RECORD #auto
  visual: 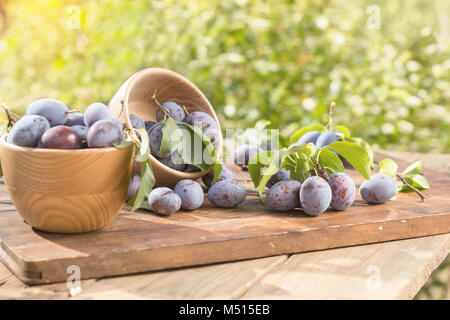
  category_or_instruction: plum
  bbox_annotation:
[7,115,50,147]
[359,173,397,204]
[174,179,204,210]
[156,101,185,122]
[266,180,301,212]
[202,163,233,188]
[26,98,69,127]
[233,144,263,168]
[266,168,290,188]
[84,102,112,127]
[148,187,181,215]
[328,173,355,211]
[207,179,246,208]
[40,125,82,149]
[300,176,332,216]
[87,119,123,148]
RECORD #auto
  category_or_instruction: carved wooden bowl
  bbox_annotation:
[109,68,222,188]
[0,136,135,233]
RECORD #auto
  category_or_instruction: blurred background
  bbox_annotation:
[0,0,449,298]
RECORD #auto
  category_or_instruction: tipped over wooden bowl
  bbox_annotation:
[0,137,135,233]
[109,68,222,188]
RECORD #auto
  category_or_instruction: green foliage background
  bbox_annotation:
[0,0,449,152]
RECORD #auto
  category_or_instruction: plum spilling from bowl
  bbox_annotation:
[359,173,397,204]
[7,98,124,150]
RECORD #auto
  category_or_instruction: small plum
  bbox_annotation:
[266,180,301,212]
[156,101,185,122]
[87,119,123,148]
[202,163,233,188]
[84,102,112,127]
[26,98,69,127]
[7,115,50,147]
[40,126,82,149]
[174,179,204,210]
[266,168,290,188]
[207,179,246,208]
[359,173,397,204]
[148,187,181,215]
[328,173,355,211]
[233,144,263,168]
[300,176,332,216]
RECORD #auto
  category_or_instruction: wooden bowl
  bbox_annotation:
[109,68,222,188]
[0,137,135,233]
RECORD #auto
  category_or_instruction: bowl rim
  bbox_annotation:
[118,68,221,179]
[0,135,132,154]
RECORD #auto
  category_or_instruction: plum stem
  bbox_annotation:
[0,103,20,127]
[397,173,427,202]
[312,155,329,181]
[120,99,141,145]
[182,105,190,116]
[326,102,336,131]
[152,90,171,120]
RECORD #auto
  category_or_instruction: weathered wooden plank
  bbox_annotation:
[241,234,450,300]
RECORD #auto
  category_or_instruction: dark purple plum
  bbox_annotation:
[156,101,185,122]
[70,125,88,141]
[359,173,397,204]
[145,120,156,133]
[148,123,169,159]
[26,98,69,127]
[129,114,145,129]
[158,151,185,171]
[40,126,82,149]
[267,168,290,188]
[7,115,50,147]
[315,131,338,148]
[174,179,204,210]
[266,179,301,212]
[233,144,263,168]
[64,112,85,126]
[84,102,112,127]
[126,174,141,202]
[87,119,123,148]
[296,130,321,145]
[185,111,218,131]
[148,187,181,215]
[207,179,246,208]
[328,173,355,211]
[300,176,332,216]
[202,163,233,188]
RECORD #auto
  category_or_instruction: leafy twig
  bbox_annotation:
[397,173,427,202]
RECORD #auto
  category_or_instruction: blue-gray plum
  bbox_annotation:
[266,180,301,212]
[158,151,185,171]
[300,176,332,216]
[207,179,246,208]
[145,120,156,133]
[112,117,123,130]
[126,174,141,202]
[185,111,218,131]
[328,173,355,211]
[315,131,338,148]
[174,179,204,210]
[87,119,123,148]
[148,123,169,158]
[203,126,220,149]
[148,187,181,215]
[359,173,397,204]
[156,101,185,122]
[129,114,145,129]
[40,126,82,149]
[26,98,69,127]
[202,163,233,188]
[7,115,50,147]
[70,125,88,141]
[64,112,85,126]
[84,102,112,127]
[266,168,291,188]
[296,130,321,145]
[233,144,263,168]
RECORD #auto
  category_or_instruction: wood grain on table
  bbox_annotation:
[0,150,449,300]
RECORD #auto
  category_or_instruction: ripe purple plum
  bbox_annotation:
[359,173,397,204]
[202,163,233,188]
[174,179,204,210]
[40,126,82,149]
[296,130,321,146]
[300,176,332,216]
[129,114,145,129]
[185,111,218,131]
[126,174,141,202]
[266,180,301,212]
[148,187,181,215]
[328,173,355,211]
[156,101,185,122]
[158,151,185,171]
[266,168,290,188]
[315,131,338,148]
[70,125,88,141]
[148,123,169,159]
[233,144,263,168]
[7,115,50,147]
[26,98,69,127]
[207,179,246,208]
[84,102,112,127]
[87,120,123,148]
[145,120,156,133]
[64,112,86,127]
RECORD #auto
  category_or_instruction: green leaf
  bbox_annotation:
[379,158,398,178]
[281,152,311,182]
[257,164,280,202]
[211,162,223,185]
[290,124,324,144]
[348,137,374,164]
[160,118,183,155]
[113,137,133,149]
[334,125,351,138]
[134,128,151,163]
[317,148,345,175]
[128,159,155,212]
[325,141,372,180]
[405,174,430,190]
[248,150,280,188]
[402,161,422,177]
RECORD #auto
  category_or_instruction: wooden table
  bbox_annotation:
[1,150,449,300]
